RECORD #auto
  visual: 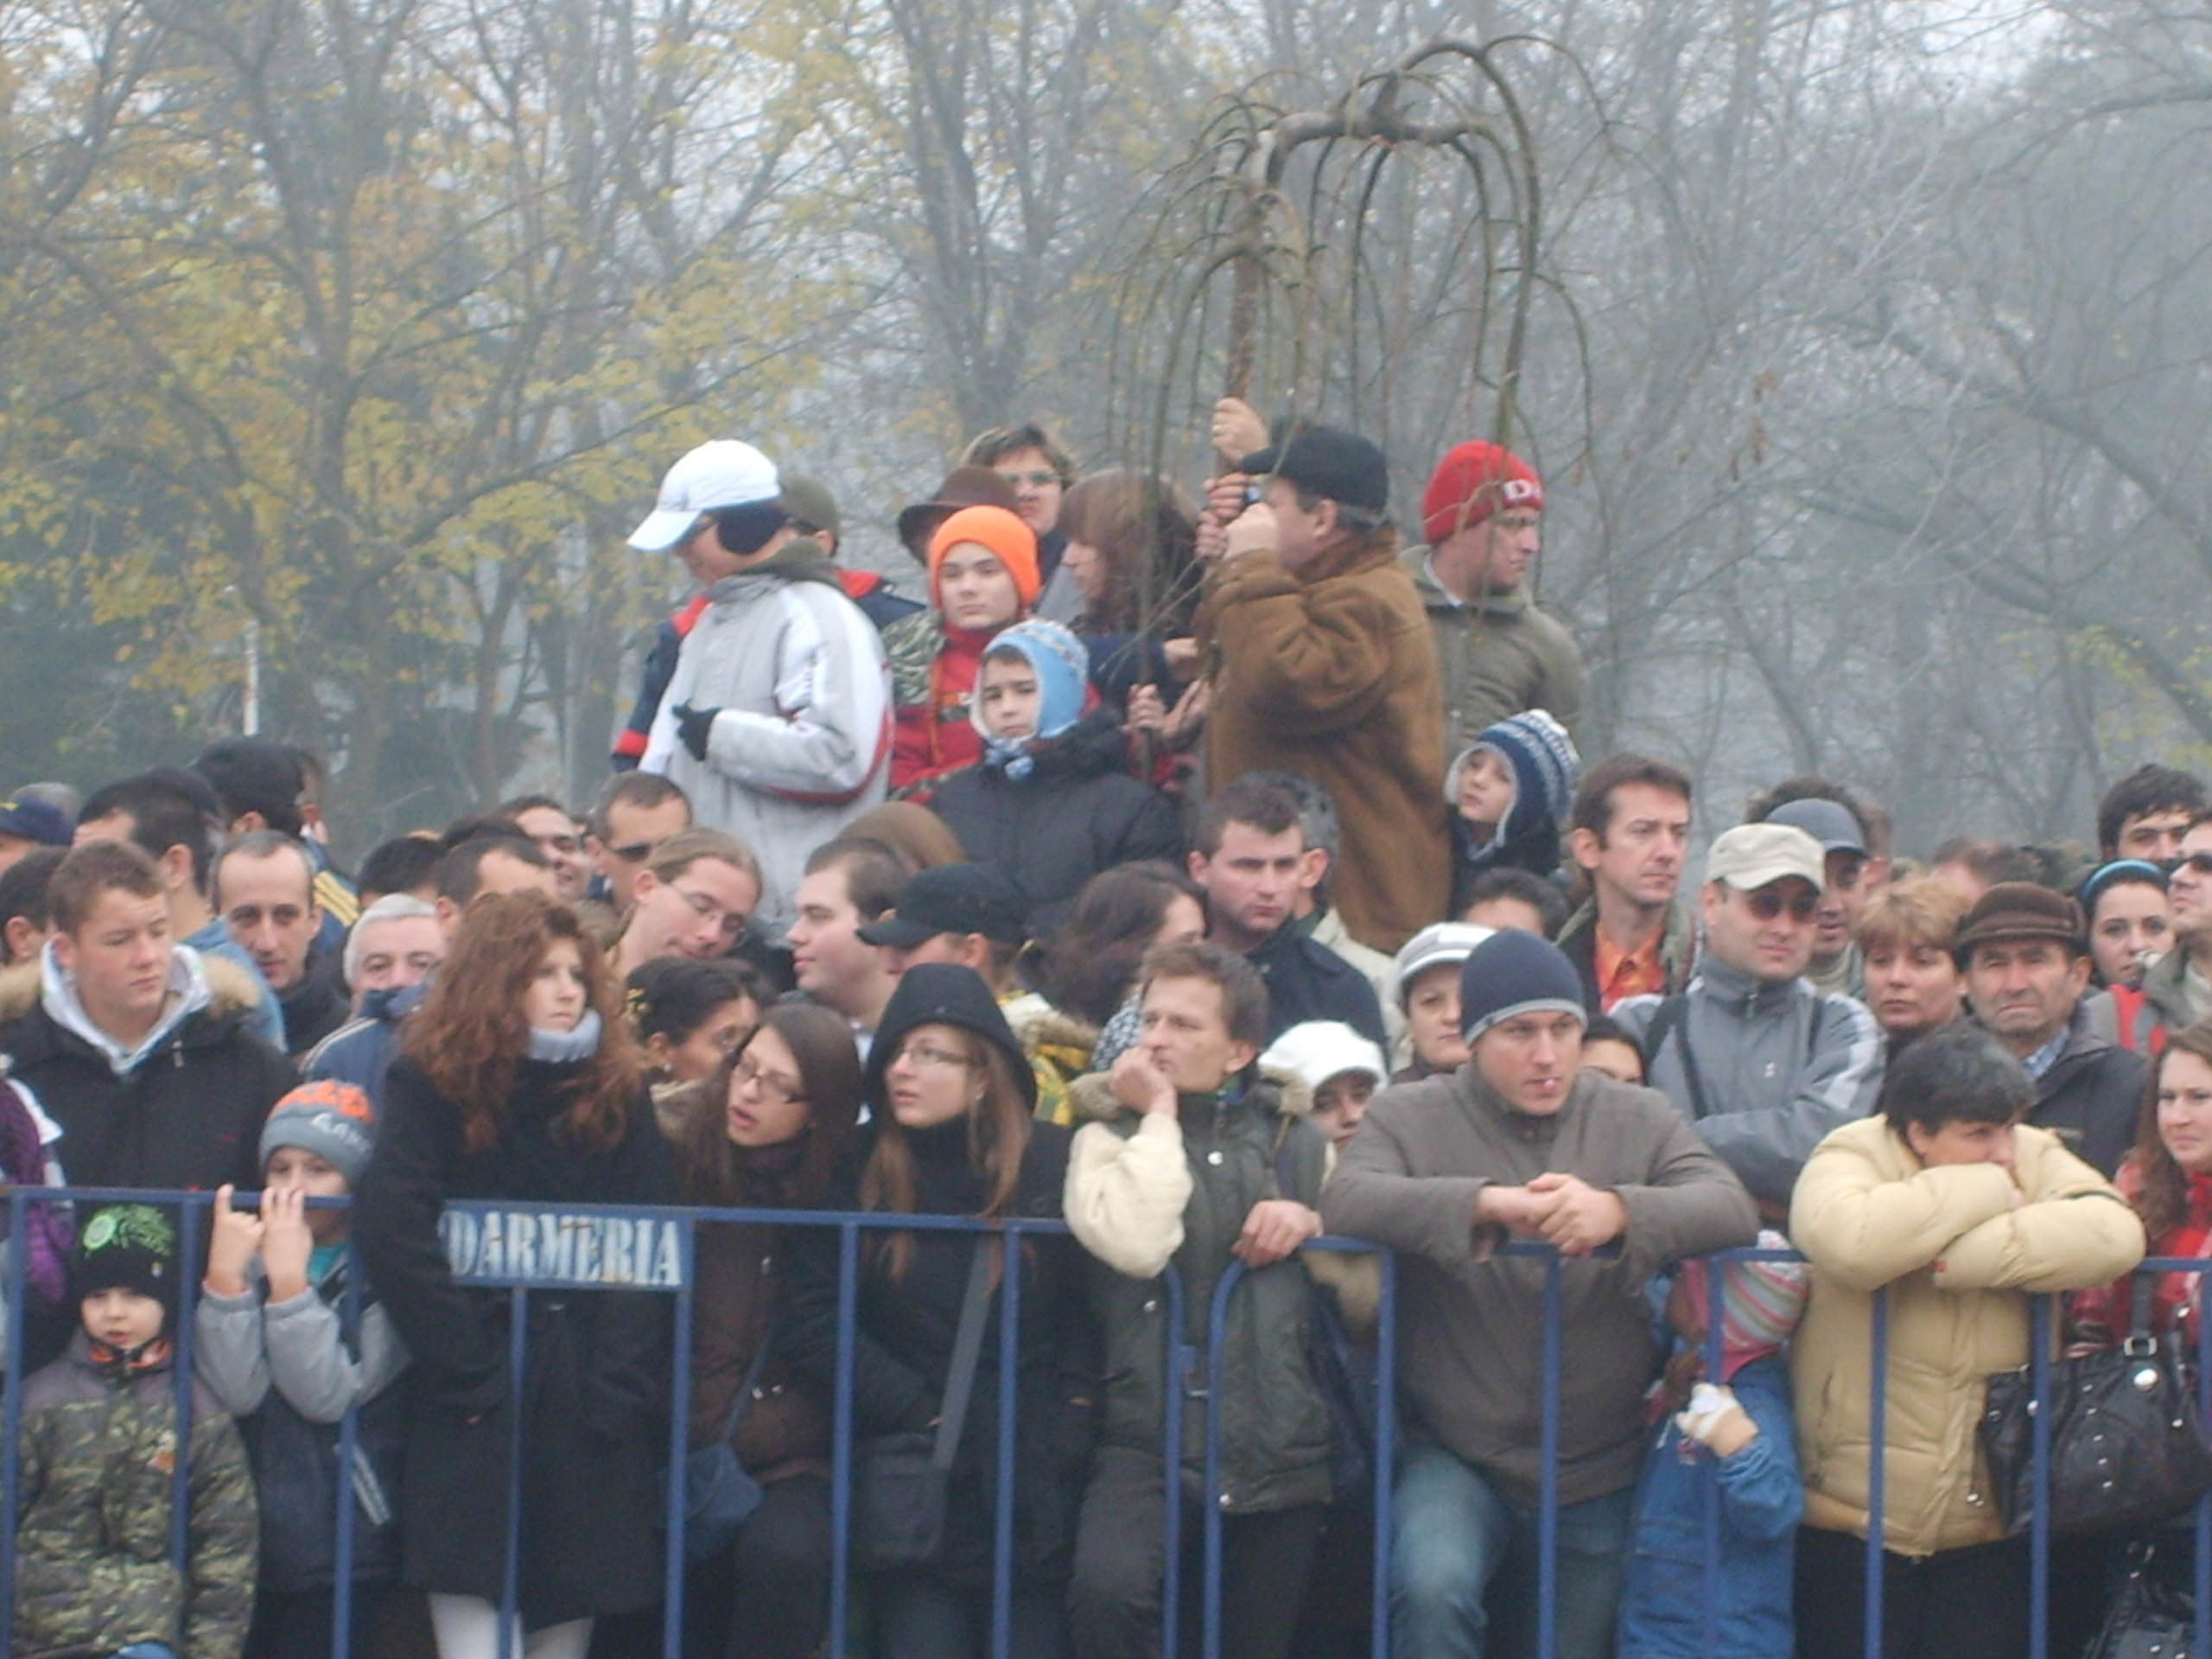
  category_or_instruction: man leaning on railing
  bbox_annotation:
[1320,928,1758,1659]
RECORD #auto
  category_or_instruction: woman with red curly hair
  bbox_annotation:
[353,892,674,1659]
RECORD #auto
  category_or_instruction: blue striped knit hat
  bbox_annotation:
[1446,709,1580,844]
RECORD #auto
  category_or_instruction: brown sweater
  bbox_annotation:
[1196,533,1449,952]
[1320,1066,1758,1506]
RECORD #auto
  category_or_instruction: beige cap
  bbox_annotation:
[1706,823,1826,893]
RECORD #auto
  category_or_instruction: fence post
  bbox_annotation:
[1161,1264,1186,1659]
[828,1221,858,1659]
[2028,1293,2053,1659]
[170,1191,204,1575]
[499,1285,528,1659]
[661,1215,697,1659]
[333,1242,363,1659]
[1863,1285,1888,1659]
[991,1230,1022,1659]
[0,1189,27,1659]
[1200,1261,1244,1659]
[1369,1247,1395,1659]
[1536,1249,1562,1659]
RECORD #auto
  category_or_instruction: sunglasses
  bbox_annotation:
[1739,887,1820,923]
[2177,852,2212,878]
[607,841,657,863]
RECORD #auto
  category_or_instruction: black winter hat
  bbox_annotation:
[1239,424,1390,514]
[866,963,1037,1115]
[858,863,1030,949]
[72,1203,180,1315]
[1458,929,1588,1043]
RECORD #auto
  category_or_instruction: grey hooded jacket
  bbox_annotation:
[1614,957,1884,1208]
[640,537,892,941]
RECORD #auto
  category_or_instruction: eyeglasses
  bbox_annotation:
[995,470,1059,490]
[893,1039,977,1071]
[1739,887,1821,923]
[2176,852,2212,878]
[607,841,657,863]
[672,884,748,941]
[734,1053,807,1107]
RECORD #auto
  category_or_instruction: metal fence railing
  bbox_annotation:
[0,1188,2204,1659]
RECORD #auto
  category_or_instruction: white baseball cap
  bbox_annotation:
[626,441,781,550]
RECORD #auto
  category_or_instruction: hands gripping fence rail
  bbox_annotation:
[0,1188,2204,1659]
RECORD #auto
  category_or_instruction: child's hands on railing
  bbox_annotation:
[203,1184,264,1298]
[259,1185,315,1304]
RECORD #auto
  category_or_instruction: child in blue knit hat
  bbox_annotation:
[1446,708,1580,911]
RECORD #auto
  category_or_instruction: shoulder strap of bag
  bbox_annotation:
[931,1239,996,1471]
[713,1333,775,1447]
[1806,993,1827,1061]
[1644,994,1712,1121]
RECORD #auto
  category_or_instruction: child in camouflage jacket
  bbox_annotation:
[13,1204,257,1659]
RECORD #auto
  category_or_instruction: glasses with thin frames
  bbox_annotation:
[734,1053,808,1108]
[995,470,1059,490]
[1740,887,1821,923]
[893,1039,978,1071]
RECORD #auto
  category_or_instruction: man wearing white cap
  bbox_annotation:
[629,441,892,944]
[1613,823,1884,1214]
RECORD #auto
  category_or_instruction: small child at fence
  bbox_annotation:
[198,1080,409,1659]
[1618,1233,1808,1659]
[13,1202,259,1659]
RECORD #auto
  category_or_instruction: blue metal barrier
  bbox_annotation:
[0,1189,2206,1659]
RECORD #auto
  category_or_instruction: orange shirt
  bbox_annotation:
[1593,931,1666,1011]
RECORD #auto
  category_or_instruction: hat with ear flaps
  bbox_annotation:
[972,620,1090,750]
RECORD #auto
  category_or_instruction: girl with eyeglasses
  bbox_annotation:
[669,1002,863,1659]
[779,963,1096,1658]
[353,892,675,1659]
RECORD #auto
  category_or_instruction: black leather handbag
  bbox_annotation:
[850,1240,994,1573]
[1980,1289,2212,1537]
[2087,1543,2200,1659]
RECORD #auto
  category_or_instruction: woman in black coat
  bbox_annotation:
[668,1001,862,1659]
[353,892,674,1659]
[779,963,1096,1659]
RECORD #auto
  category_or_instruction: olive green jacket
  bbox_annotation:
[1402,547,1586,760]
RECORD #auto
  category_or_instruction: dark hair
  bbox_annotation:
[1462,867,1570,938]
[1191,777,1306,859]
[402,892,639,1154]
[673,1002,862,1211]
[48,840,165,936]
[439,814,528,851]
[802,837,906,923]
[213,830,315,908]
[497,793,574,824]
[961,422,1076,485]
[1137,938,1268,1050]
[1569,753,1693,843]
[1583,1013,1637,1049]
[1027,861,1198,1025]
[0,846,66,960]
[79,770,221,893]
[192,738,307,838]
[2082,861,2170,925]
[1053,470,1198,633]
[587,772,690,842]
[1745,776,1887,859]
[357,834,445,904]
[626,957,768,1046]
[2098,765,2208,857]
[1930,837,2041,887]
[2133,1024,2212,1243]
[434,836,550,905]
[1878,1022,2033,1139]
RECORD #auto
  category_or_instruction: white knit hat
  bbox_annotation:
[1260,1020,1389,1096]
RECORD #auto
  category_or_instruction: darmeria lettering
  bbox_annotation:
[439,1206,686,1290]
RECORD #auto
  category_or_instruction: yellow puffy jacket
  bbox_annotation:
[1789,1115,2145,1557]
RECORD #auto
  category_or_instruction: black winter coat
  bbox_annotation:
[928,712,1182,935]
[353,1052,675,1628]
[2023,1003,2148,1178]
[778,1118,1096,1588]
[0,957,296,1193]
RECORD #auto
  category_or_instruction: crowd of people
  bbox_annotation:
[1,400,2208,1659]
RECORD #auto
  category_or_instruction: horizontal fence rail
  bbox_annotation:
[0,1188,2203,1659]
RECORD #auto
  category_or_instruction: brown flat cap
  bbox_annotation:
[895,465,1020,563]
[1952,880,2085,962]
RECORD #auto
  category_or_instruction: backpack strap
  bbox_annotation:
[1642,994,1713,1121]
[1805,994,1827,1063]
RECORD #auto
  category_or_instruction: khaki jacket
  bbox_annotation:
[1400,548,1586,758]
[1789,1116,2145,1556]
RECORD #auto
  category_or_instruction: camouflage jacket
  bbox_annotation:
[13,1333,258,1659]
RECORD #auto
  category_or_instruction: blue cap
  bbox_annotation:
[0,797,72,848]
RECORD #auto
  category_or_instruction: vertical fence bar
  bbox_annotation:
[1368,1248,1395,1659]
[1863,1285,1888,1659]
[499,1285,528,1659]
[991,1230,1022,1659]
[0,1188,28,1659]
[828,1221,858,1659]
[1161,1265,1186,1659]
[332,1230,361,1659]
[2028,1294,2052,1659]
[1202,1262,1243,1659]
[1536,1249,1562,1659]
[2196,1263,2209,1656]
[662,1215,697,1659]
[1700,1257,1726,1659]
[170,1190,204,1574]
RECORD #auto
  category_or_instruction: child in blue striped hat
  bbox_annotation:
[1446,708,1580,911]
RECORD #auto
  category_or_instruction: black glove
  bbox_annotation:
[671,702,719,763]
